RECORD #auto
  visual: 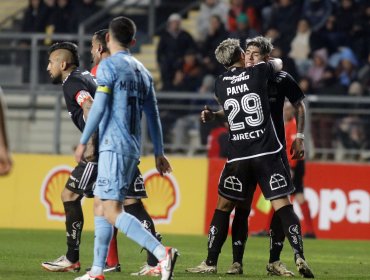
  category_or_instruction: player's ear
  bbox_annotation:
[105,32,110,44]
[60,61,67,71]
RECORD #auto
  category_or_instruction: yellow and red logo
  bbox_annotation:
[143,169,180,224]
[40,165,73,221]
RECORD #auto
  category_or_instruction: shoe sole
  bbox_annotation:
[42,264,80,273]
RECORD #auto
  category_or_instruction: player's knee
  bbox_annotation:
[216,196,235,212]
[61,187,80,202]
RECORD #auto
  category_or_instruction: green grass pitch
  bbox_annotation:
[0,229,369,279]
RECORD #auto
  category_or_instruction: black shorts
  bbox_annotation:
[66,161,97,198]
[292,160,305,194]
[66,162,147,199]
[126,168,148,199]
[218,152,295,201]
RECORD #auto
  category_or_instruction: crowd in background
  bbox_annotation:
[17,0,370,158]
[155,0,370,158]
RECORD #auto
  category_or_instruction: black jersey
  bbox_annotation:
[268,71,305,146]
[62,68,97,132]
[215,61,283,162]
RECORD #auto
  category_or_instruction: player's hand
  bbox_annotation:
[74,143,86,163]
[201,105,215,123]
[291,138,305,160]
[155,155,172,176]
[0,149,12,175]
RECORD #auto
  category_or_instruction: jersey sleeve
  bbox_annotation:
[143,78,164,156]
[277,72,305,105]
[253,61,275,81]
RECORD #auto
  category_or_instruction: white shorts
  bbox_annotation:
[94,151,139,201]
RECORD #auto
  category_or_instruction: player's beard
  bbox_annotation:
[49,73,62,84]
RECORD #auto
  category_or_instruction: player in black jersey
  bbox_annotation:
[41,42,122,273]
[186,38,314,278]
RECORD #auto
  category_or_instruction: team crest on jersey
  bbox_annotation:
[40,165,73,221]
[224,176,243,192]
[269,173,287,190]
[134,175,145,192]
[142,169,180,224]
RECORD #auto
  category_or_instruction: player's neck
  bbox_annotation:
[109,43,129,55]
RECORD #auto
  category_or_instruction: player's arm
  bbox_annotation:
[282,72,306,160]
[75,88,110,163]
[291,100,305,160]
[75,90,94,120]
[201,92,226,123]
[143,83,172,175]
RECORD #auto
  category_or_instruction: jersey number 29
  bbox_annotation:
[224,93,263,131]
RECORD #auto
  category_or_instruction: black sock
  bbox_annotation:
[206,209,230,266]
[64,200,83,263]
[275,204,305,261]
[231,207,250,264]
[124,202,159,266]
[269,211,285,263]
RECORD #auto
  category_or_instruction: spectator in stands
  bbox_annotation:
[267,0,302,53]
[46,0,77,34]
[336,115,369,160]
[201,14,229,76]
[197,0,229,42]
[171,49,204,92]
[306,48,330,90]
[170,75,216,154]
[335,56,358,90]
[289,18,313,77]
[357,52,370,95]
[21,0,49,33]
[271,45,300,81]
[350,2,370,61]
[74,0,100,33]
[0,87,12,175]
[312,15,350,55]
[156,13,197,91]
[334,0,358,35]
[227,0,260,33]
[229,13,259,49]
[302,0,332,32]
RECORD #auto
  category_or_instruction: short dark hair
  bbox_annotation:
[48,42,80,67]
[109,16,136,47]
[93,29,109,53]
[245,36,273,56]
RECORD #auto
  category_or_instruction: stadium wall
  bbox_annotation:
[0,154,369,240]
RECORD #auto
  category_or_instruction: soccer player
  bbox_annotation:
[90,28,163,276]
[186,37,314,278]
[42,41,123,273]
[73,16,178,280]
[0,86,12,175]
[41,41,100,273]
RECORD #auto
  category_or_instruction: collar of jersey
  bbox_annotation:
[62,69,75,85]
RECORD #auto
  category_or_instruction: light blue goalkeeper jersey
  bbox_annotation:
[81,50,164,158]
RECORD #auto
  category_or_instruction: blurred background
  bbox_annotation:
[0,0,369,161]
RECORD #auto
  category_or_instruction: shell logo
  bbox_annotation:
[143,169,180,224]
[40,165,73,221]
